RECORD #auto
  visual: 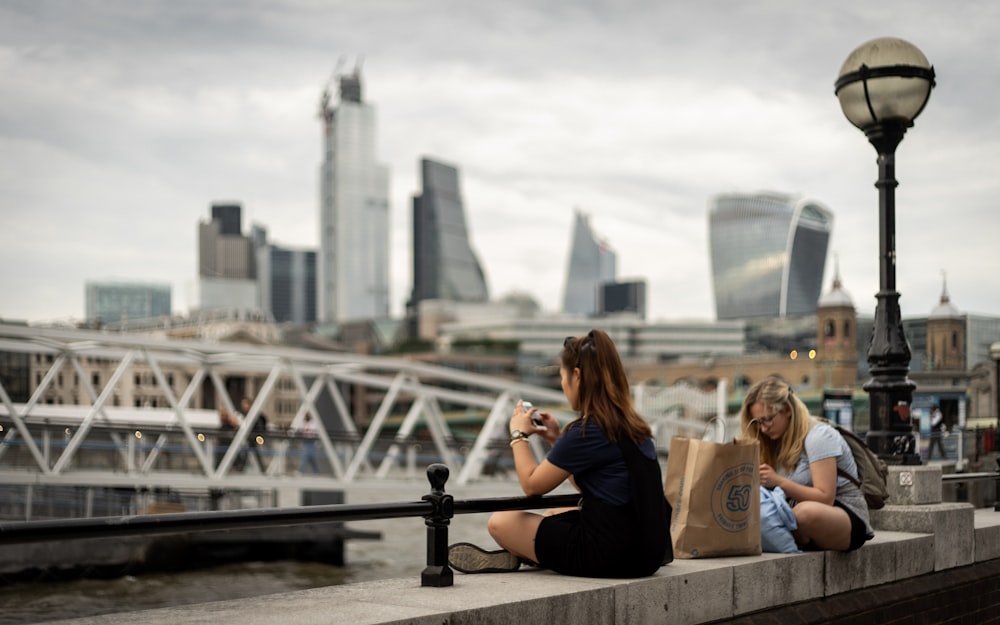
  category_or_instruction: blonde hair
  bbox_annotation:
[739,376,814,473]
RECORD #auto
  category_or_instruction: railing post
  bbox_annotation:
[421,463,454,587]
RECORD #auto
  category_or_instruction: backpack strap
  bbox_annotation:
[837,467,861,488]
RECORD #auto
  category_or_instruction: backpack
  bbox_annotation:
[817,418,889,510]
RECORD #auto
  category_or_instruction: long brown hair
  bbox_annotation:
[561,329,651,444]
[739,376,813,472]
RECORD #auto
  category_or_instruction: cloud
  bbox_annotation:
[1,0,998,326]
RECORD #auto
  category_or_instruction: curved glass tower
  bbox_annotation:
[410,158,489,305]
[708,192,832,320]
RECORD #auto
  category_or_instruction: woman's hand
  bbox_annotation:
[510,400,538,436]
[532,411,559,444]
[511,401,550,437]
[759,463,782,490]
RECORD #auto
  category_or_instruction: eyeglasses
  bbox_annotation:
[752,405,785,428]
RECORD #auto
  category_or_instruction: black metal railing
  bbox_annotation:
[940,457,1000,512]
[0,463,579,587]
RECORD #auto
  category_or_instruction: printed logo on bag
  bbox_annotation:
[711,462,755,532]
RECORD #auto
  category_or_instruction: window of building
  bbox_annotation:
[92,372,101,387]
[824,319,835,338]
[843,321,851,339]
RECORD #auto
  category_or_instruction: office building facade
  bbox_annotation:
[318,67,390,323]
[563,210,616,316]
[598,280,647,319]
[198,202,257,312]
[410,157,489,307]
[709,192,832,320]
[85,281,171,326]
[257,240,317,324]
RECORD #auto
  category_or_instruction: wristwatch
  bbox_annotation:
[510,429,528,442]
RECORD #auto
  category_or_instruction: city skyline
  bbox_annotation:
[2,2,999,325]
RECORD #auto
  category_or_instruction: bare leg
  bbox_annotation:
[487,510,546,562]
[791,501,852,551]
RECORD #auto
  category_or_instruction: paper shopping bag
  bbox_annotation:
[663,437,761,558]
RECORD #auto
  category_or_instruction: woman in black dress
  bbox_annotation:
[448,329,671,577]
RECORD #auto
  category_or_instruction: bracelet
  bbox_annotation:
[509,437,529,447]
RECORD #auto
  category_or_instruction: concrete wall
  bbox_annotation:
[39,466,1000,625]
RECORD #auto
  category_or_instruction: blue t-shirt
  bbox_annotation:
[546,420,657,506]
[782,422,859,489]
[777,420,874,539]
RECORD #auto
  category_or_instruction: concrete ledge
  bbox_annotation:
[975,508,1000,562]
[39,528,946,625]
[871,502,974,570]
[617,559,733,624]
[887,464,942,505]
[731,552,825,614]
[825,530,933,595]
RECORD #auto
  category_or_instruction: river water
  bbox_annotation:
[0,479,516,625]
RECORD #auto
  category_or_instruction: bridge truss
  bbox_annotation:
[0,323,730,497]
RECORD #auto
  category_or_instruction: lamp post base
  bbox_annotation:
[864,430,922,465]
[864,372,921,465]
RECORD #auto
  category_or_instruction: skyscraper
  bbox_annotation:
[708,192,832,320]
[198,202,258,312]
[562,210,616,316]
[410,157,489,307]
[254,225,317,324]
[317,66,390,323]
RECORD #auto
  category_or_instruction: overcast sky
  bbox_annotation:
[2,0,999,326]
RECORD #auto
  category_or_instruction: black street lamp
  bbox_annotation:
[835,37,935,464]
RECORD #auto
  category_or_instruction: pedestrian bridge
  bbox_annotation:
[0,322,733,517]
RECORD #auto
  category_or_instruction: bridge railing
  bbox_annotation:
[0,463,579,587]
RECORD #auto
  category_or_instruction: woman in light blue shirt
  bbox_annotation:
[741,377,873,551]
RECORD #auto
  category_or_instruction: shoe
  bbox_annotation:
[448,542,521,574]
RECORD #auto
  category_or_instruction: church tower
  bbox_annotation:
[926,274,965,371]
[815,259,858,388]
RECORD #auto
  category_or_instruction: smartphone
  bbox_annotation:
[522,401,544,427]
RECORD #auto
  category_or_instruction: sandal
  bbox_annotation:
[448,542,522,574]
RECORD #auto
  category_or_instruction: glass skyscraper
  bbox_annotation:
[410,157,489,306]
[255,224,317,325]
[708,192,833,320]
[197,202,257,312]
[318,68,390,323]
[85,281,171,326]
[563,210,616,316]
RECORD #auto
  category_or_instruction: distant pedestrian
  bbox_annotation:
[215,407,241,470]
[297,414,320,474]
[240,397,268,472]
[927,405,946,460]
